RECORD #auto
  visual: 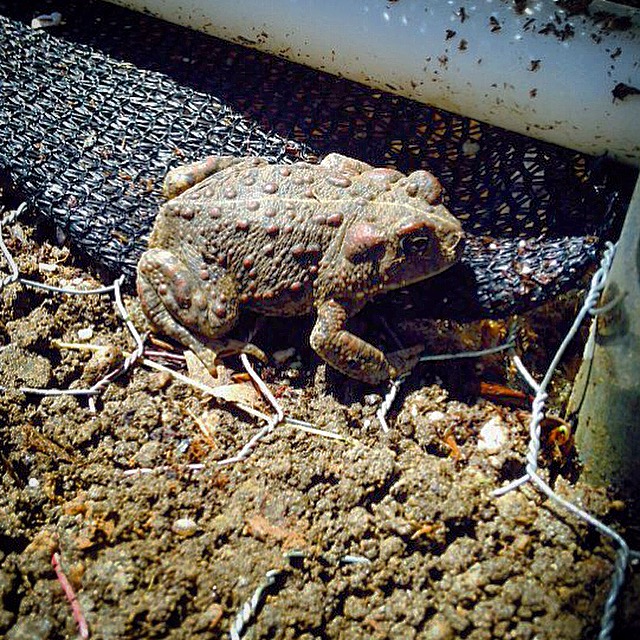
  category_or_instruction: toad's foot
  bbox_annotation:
[310,299,424,384]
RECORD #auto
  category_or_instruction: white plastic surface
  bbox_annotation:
[107,0,640,164]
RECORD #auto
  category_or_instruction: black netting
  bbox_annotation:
[0,1,635,318]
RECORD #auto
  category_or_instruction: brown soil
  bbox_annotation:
[1,210,638,639]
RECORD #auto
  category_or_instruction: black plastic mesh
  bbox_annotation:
[0,1,635,318]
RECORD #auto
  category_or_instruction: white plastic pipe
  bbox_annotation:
[107,0,640,164]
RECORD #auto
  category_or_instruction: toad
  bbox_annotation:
[137,153,464,384]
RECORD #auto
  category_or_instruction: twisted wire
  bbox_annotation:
[492,242,634,640]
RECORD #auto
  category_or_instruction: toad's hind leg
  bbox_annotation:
[163,156,268,199]
[137,248,264,370]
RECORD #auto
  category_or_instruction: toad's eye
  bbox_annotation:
[402,235,430,255]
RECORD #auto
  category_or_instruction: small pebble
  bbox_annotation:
[478,416,507,453]
[172,518,198,537]
[425,410,446,423]
[77,327,94,340]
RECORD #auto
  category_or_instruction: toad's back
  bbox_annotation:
[149,157,447,315]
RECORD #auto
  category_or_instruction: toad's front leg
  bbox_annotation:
[310,299,423,384]
[137,248,263,369]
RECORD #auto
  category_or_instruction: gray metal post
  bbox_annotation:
[570,176,640,498]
